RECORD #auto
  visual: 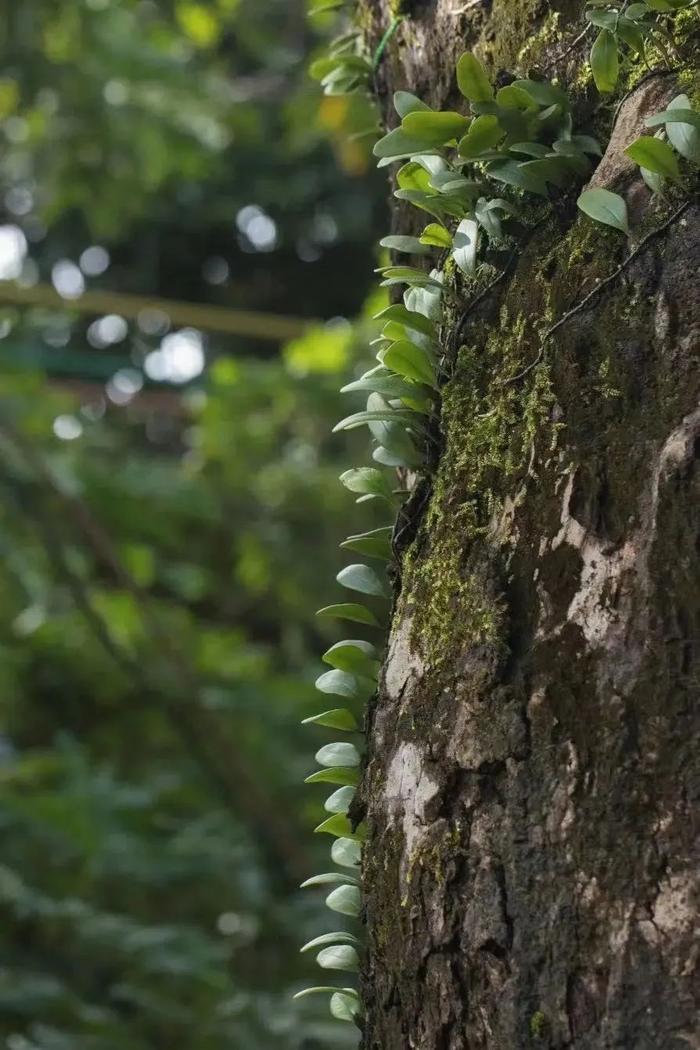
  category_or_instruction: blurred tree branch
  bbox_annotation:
[0,416,311,885]
[0,282,314,341]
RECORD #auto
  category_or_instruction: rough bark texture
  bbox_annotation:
[356,3,700,1048]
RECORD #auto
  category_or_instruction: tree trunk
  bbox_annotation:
[356,3,700,1047]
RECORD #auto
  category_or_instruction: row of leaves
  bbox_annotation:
[297,1,698,1026]
[292,299,440,1024]
[308,0,696,116]
[297,47,597,1025]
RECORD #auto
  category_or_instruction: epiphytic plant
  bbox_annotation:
[584,0,696,94]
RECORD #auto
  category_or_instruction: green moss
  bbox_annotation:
[678,65,700,108]
[624,40,670,91]
[596,357,621,400]
[529,1010,547,1038]
[398,199,664,669]
[675,10,700,107]
[402,267,557,667]
[623,5,699,92]
[442,254,457,282]
[517,10,562,70]
[402,519,504,667]
[572,52,594,92]
[405,823,462,893]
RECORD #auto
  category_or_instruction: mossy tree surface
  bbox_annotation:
[354,3,699,1047]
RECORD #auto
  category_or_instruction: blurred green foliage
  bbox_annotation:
[1,0,381,336]
[0,0,386,1046]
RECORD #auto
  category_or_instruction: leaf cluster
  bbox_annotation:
[585,0,695,94]
[578,94,699,233]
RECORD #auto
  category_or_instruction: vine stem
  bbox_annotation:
[503,197,695,385]
[372,15,405,70]
[544,24,592,72]
[443,252,519,376]
[612,67,678,129]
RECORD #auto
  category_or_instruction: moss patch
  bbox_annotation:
[401,514,505,669]
[397,186,693,672]
[400,240,562,668]
[517,10,563,71]
[529,1010,547,1038]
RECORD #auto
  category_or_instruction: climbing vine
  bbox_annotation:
[296,0,698,1027]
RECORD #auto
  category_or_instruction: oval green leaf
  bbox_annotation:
[665,94,700,163]
[590,29,619,94]
[456,53,494,103]
[330,990,361,1021]
[341,375,423,401]
[452,217,479,275]
[419,222,452,248]
[511,78,569,109]
[577,188,629,234]
[336,563,388,598]
[331,836,361,868]
[293,986,342,1001]
[315,741,360,768]
[300,871,357,888]
[315,813,363,840]
[379,234,431,255]
[324,784,356,814]
[401,110,470,145]
[383,339,436,387]
[325,884,361,917]
[332,407,418,433]
[302,707,358,731]
[316,603,379,626]
[372,126,435,159]
[495,84,537,112]
[624,135,680,179]
[394,90,431,118]
[305,766,359,786]
[340,527,393,561]
[372,303,436,336]
[300,931,360,953]
[322,638,378,673]
[315,668,374,700]
[317,945,360,972]
[339,466,393,500]
[486,159,548,196]
[457,113,503,158]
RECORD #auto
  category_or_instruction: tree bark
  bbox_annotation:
[357,3,700,1047]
